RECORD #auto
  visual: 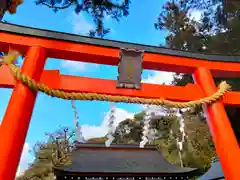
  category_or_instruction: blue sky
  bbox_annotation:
[0,0,176,174]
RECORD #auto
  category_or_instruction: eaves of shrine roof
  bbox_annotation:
[54,142,201,177]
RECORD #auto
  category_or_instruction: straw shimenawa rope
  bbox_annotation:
[1,50,231,108]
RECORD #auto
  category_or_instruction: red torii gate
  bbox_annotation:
[0,22,239,180]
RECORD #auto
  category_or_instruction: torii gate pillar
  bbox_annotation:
[193,67,240,180]
[0,46,47,180]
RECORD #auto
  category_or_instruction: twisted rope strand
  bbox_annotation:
[1,51,231,108]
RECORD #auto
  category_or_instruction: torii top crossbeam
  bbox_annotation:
[0,22,239,180]
[1,22,240,105]
[1,22,240,77]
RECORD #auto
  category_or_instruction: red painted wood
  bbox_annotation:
[1,66,240,105]
[0,31,239,179]
[0,66,206,102]
[1,32,240,77]
[0,46,47,180]
[193,67,240,180]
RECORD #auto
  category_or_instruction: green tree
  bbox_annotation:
[181,110,216,169]
[114,118,143,143]
[17,110,216,179]
[155,0,240,143]
[16,127,75,180]
[35,0,130,37]
[111,109,215,170]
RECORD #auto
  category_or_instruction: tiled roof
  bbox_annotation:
[55,143,200,176]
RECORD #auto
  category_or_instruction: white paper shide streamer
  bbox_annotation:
[71,100,85,143]
[176,109,186,167]
[140,107,152,148]
[105,103,116,147]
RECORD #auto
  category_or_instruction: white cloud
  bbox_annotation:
[14,72,176,174]
[80,69,176,140]
[61,60,86,72]
[141,71,179,111]
[14,109,133,175]
[71,13,94,35]
[60,60,99,73]
[16,143,33,177]
[81,108,134,139]
[13,109,132,176]
[142,71,175,85]
[62,11,114,72]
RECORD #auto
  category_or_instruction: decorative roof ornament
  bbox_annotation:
[105,103,116,147]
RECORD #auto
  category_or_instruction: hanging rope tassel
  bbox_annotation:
[71,100,85,143]
[1,50,231,108]
[176,109,185,167]
[140,106,151,148]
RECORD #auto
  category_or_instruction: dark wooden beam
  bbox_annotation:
[1,22,240,62]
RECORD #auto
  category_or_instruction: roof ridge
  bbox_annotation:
[75,142,157,150]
